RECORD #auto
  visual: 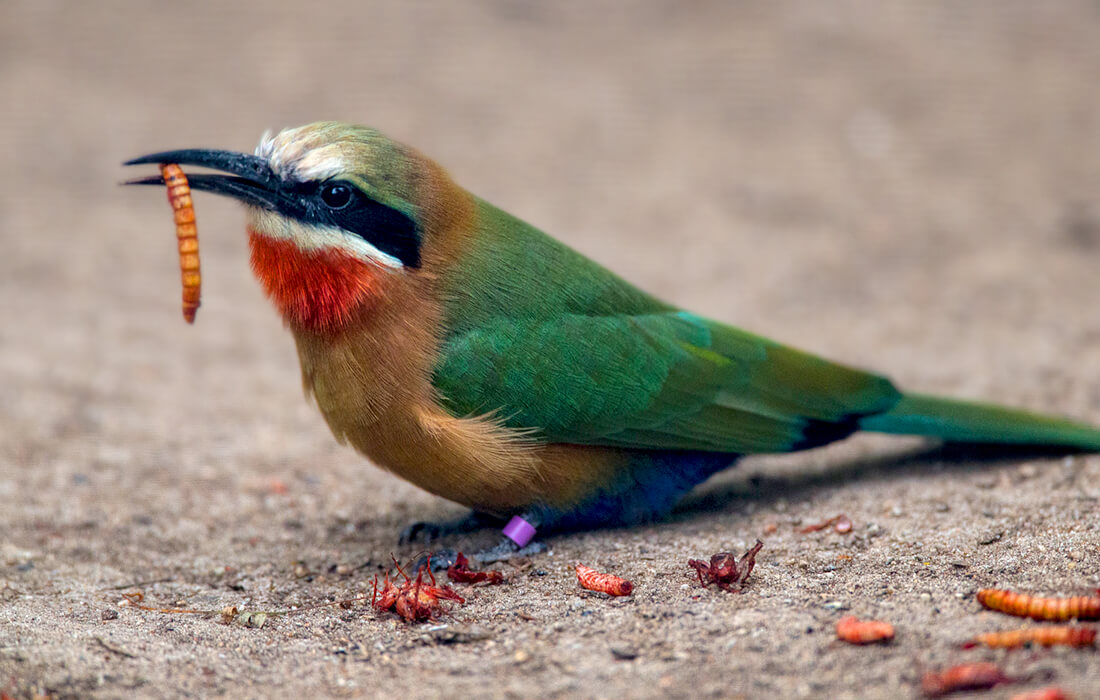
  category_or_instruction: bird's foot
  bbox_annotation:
[474,538,548,564]
[406,539,549,573]
[408,548,460,573]
[403,511,546,571]
[474,512,546,563]
[398,510,499,545]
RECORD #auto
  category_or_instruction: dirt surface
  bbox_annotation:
[2,2,1099,698]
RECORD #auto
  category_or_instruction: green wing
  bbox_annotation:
[433,310,901,454]
[433,198,1100,454]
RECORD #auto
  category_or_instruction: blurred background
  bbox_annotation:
[4,0,1100,555]
[5,0,1100,549]
[3,2,1100,697]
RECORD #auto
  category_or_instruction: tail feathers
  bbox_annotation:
[859,392,1100,451]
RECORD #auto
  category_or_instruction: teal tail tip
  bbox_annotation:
[859,392,1100,452]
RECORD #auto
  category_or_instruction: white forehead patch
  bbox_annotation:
[247,208,404,270]
[255,127,348,183]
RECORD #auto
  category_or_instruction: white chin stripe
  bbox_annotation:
[248,209,405,269]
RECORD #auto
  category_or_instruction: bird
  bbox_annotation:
[124,121,1100,558]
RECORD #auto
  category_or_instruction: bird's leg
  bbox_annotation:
[405,512,547,571]
[398,509,501,545]
[473,539,548,564]
[408,549,459,573]
[471,513,547,564]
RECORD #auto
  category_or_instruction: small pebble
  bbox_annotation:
[610,645,638,660]
[978,531,1004,545]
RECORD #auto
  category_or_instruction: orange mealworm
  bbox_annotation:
[1008,687,1071,700]
[160,164,201,323]
[976,588,1100,622]
[963,625,1096,650]
[575,564,633,597]
[835,615,895,644]
[920,662,1016,697]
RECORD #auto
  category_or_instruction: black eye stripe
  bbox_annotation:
[285,181,421,268]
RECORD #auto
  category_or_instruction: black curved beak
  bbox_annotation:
[122,149,282,211]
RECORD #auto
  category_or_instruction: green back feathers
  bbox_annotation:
[433,199,901,453]
[433,197,1100,453]
[439,199,673,333]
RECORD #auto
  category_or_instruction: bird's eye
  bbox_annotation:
[320,182,353,209]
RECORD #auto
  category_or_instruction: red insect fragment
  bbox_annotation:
[799,513,852,534]
[447,552,504,585]
[372,556,464,623]
[835,616,895,644]
[921,662,1016,697]
[688,540,763,593]
[575,564,633,596]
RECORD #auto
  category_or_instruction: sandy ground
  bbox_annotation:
[2,2,1099,698]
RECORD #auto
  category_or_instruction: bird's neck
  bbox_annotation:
[247,229,383,334]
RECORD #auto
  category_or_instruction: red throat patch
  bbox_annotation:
[247,230,381,334]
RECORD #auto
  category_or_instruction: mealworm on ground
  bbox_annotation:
[1007,687,1071,700]
[976,588,1100,622]
[835,616,895,644]
[963,625,1096,649]
[575,564,633,597]
[921,662,1015,697]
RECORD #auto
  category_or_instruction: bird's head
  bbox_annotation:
[126,122,465,334]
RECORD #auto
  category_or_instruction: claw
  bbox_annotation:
[398,511,500,545]
[409,548,458,573]
[399,521,442,545]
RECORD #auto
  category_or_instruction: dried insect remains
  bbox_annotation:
[799,513,852,534]
[372,555,464,622]
[447,552,504,585]
[688,540,763,593]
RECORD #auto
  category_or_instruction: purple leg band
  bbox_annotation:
[502,516,536,547]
